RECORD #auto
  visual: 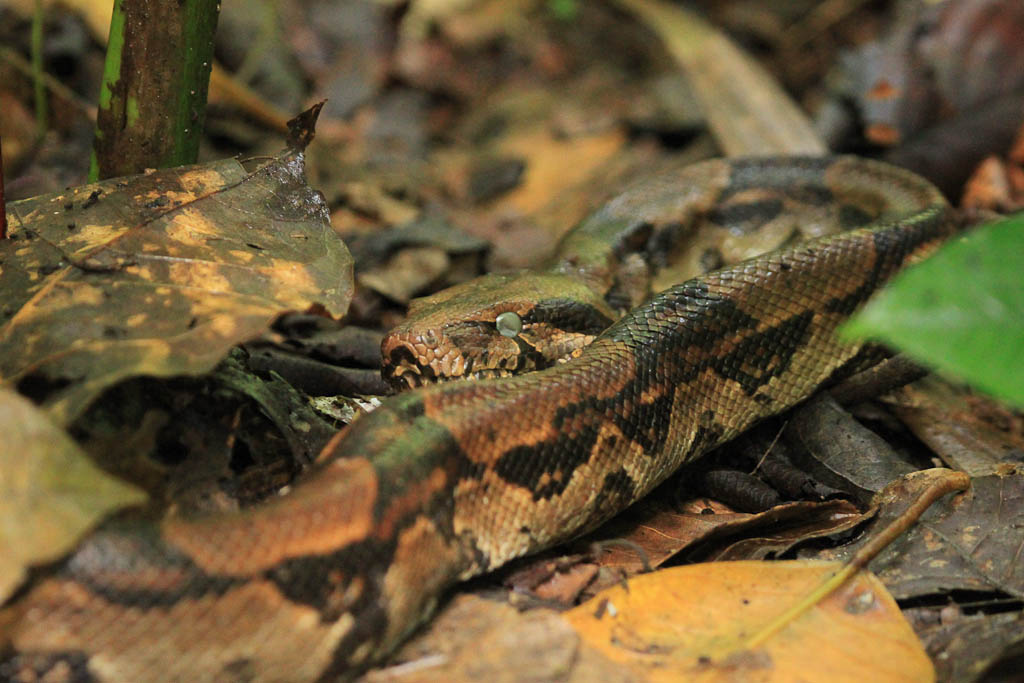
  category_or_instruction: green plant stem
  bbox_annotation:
[31,0,47,137]
[90,0,221,181]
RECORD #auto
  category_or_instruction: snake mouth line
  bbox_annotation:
[382,336,537,390]
[393,365,516,390]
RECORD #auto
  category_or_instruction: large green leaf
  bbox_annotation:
[843,214,1024,407]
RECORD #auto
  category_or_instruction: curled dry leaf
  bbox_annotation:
[588,497,864,575]
[0,150,353,424]
[0,387,146,603]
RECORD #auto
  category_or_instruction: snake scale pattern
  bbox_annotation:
[0,157,954,681]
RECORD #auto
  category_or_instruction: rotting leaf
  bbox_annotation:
[916,611,1024,683]
[0,149,353,425]
[816,467,1024,600]
[0,387,147,602]
[504,552,600,608]
[563,562,933,682]
[881,376,1024,477]
[701,500,867,563]
[213,350,338,467]
[785,393,917,502]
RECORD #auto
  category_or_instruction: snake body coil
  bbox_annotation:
[0,157,954,681]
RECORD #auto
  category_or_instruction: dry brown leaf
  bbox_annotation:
[961,156,1021,211]
[915,610,1024,683]
[583,497,863,577]
[615,0,826,156]
[359,247,451,304]
[365,594,638,683]
[0,387,146,602]
[0,151,352,424]
[492,128,627,215]
[883,376,1024,477]
[564,562,933,682]
[819,467,1024,601]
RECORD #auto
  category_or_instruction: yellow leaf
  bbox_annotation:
[564,561,933,683]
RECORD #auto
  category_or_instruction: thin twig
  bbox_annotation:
[0,47,96,119]
[751,420,787,475]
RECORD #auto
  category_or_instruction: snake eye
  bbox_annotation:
[495,311,523,338]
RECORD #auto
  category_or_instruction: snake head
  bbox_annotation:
[381,273,615,390]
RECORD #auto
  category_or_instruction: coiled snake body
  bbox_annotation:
[0,157,954,681]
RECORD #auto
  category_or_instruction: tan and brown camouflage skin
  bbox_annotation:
[0,157,953,681]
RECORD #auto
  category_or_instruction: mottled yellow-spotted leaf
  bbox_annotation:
[0,387,146,602]
[564,561,933,683]
[0,150,353,425]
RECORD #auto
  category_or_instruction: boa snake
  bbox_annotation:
[0,157,955,681]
